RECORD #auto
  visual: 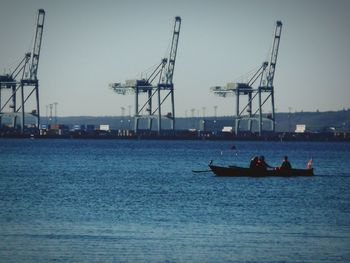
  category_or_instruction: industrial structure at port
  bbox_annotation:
[0,11,289,138]
[211,21,282,136]
[109,17,283,135]
[109,17,181,134]
[0,9,45,133]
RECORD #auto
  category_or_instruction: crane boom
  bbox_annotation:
[161,16,181,88]
[28,9,45,80]
[266,21,282,89]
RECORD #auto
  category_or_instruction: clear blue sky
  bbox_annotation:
[1,0,349,117]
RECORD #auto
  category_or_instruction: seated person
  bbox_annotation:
[280,156,292,170]
[256,156,273,170]
[249,156,259,168]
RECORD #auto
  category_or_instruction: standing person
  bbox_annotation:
[280,156,292,170]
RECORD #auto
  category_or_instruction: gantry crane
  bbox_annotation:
[211,21,282,135]
[0,9,45,133]
[110,16,181,134]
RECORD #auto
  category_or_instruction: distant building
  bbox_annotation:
[73,124,85,131]
[99,124,110,131]
[199,119,235,132]
[295,124,306,133]
[222,126,233,133]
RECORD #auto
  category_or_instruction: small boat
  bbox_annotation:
[209,163,314,177]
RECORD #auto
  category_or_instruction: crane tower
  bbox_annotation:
[211,21,282,135]
[110,17,181,134]
[0,9,45,133]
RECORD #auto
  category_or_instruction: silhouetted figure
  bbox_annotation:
[280,156,292,170]
[256,156,273,170]
[249,156,259,168]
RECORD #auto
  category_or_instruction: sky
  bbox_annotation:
[1,0,350,117]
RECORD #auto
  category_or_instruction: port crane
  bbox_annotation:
[211,21,282,135]
[110,16,181,134]
[0,9,45,133]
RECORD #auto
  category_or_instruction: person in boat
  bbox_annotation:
[280,156,292,170]
[256,156,273,170]
[249,156,259,168]
[306,158,313,169]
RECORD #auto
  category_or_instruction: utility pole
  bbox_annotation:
[202,107,206,118]
[190,108,195,118]
[214,105,218,118]
[45,104,48,125]
[54,102,58,124]
[288,106,292,133]
[49,103,53,125]
[128,105,131,117]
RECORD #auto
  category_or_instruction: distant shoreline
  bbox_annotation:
[1,130,349,142]
[1,109,350,133]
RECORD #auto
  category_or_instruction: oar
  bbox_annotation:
[192,169,211,173]
[192,160,213,173]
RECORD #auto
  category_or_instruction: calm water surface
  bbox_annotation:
[0,139,350,262]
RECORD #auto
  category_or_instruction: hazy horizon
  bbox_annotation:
[1,0,350,117]
[40,108,350,118]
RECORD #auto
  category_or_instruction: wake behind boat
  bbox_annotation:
[209,163,314,177]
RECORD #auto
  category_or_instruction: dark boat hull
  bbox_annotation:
[209,164,314,177]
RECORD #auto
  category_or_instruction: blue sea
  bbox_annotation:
[0,139,350,262]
